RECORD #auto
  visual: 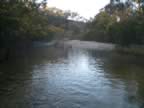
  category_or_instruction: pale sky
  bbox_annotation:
[47,0,110,19]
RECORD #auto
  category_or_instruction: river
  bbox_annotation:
[0,45,144,108]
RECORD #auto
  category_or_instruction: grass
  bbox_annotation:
[115,46,144,56]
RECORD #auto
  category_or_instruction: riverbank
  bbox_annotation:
[63,40,144,55]
[1,40,144,62]
[115,46,144,56]
[64,40,115,50]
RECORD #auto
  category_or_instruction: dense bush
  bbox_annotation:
[84,0,144,47]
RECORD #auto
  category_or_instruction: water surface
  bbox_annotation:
[0,47,144,108]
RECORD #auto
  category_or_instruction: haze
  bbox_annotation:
[47,0,109,19]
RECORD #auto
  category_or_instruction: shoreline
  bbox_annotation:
[63,40,144,55]
[63,40,115,50]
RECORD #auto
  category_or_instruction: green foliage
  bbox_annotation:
[0,0,52,47]
[0,0,74,48]
[84,0,144,47]
[113,16,144,46]
[84,11,117,42]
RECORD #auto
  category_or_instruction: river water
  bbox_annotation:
[0,46,144,108]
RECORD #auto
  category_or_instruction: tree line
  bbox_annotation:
[84,0,144,47]
[0,0,84,61]
[0,0,83,46]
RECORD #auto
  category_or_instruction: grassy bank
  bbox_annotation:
[115,46,144,56]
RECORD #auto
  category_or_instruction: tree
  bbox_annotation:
[84,0,144,47]
[84,11,117,42]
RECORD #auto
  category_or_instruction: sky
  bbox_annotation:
[47,0,110,19]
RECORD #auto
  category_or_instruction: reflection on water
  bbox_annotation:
[0,47,144,108]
